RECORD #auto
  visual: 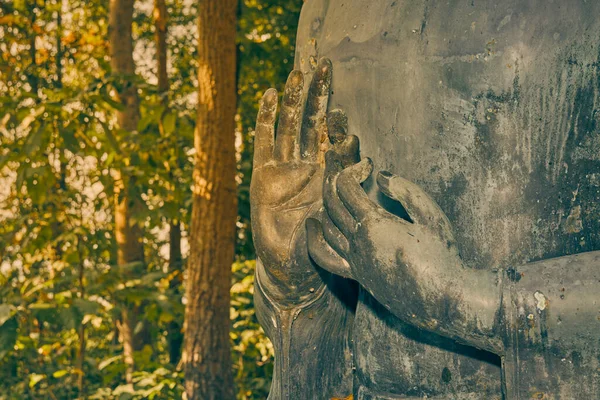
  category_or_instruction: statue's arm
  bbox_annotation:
[250,61,359,399]
[501,250,600,352]
[498,251,600,396]
[254,258,356,400]
[307,154,600,357]
[307,155,505,353]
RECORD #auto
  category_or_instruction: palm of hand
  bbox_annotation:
[251,161,322,273]
[251,60,358,299]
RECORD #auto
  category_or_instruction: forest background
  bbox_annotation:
[0,0,302,398]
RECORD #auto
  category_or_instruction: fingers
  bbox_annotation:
[336,158,381,221]
[253,88,278,168]
[327,108,360,167]
[377,171,452,230]
[321,212,350,255]
[323,151,357,236]
[274,70,304,161]
[327,109,348,145]
[300,58,332,161]
[335,135,360,167]
[306,218,353,279]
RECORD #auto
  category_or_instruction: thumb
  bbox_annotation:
[376,171,454,236]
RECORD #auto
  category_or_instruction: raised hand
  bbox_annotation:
[307,155,503,352]
[250,59,358,304]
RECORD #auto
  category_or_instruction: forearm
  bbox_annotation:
[254,258,356,400]
[357,242,504,354]
[404,262,503,353]
[502,250,600,350]
[500,250,600,397]
[364,247,600,359]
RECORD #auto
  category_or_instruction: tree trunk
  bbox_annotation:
[154,0,168,96]
[108,0,146,383]
[55,0,63,88]
[167,222,183,365]
[76,238,86,396]
[28,0,38,95]
[183,0,238,398]
[153,0,184,365]
[108,0,139,135]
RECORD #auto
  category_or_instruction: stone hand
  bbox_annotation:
[250,59,359,304]
[307,154,502,352]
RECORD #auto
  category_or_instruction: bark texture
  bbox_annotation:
[108,0,146,383]
[183,0,238,398]
[154,0,168,95]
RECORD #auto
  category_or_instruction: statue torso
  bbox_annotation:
[295,0,600,397]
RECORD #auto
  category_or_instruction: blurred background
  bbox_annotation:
[0,0,303,398]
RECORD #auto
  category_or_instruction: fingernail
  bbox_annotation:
[288,70,304,87]
[327,109,348,144]
[318,58,332,74]
[263,88,277,102]
[325,150,336,163]
[357,158,373,182]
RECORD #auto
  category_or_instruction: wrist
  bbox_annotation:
[255,257,327,308]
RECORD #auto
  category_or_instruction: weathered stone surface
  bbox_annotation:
[253,1,600,398]
[296,0,600,269]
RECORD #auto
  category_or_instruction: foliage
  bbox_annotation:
[236,0,303,259]
[0,0,301,398]
[230,261,273,399]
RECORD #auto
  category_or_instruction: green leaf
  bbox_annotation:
[15,168,25,191]
[28,303,57,310]
[113,383,134,399]
[98,355,121,370]
[104,151,116,167]
[17,106,45,130]
[23,279,55,298]
[140,272,165,287]
[13,0,27,12]
[0,154,8,170]
[62,126,80,153]
[52,370,69,379]
[58,305,80,330]
[100,122,122,154]
[101,94,125,111]
[29,373,46,388]
[163,112,176,136]
[0,304,14,326]
[0,317,17,357]
[23,122,46,156]
[73,298,100,316]
[115,261,145,277]
[137,114,155,133]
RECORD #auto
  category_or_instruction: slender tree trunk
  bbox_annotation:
[55,0,63,87]
[28,0,38,95]
[154,0,168,96]
[183,0,238,398]
[76,238,86,397]
[167,221,183,365]
[153,0,184,365]
[108,0,146,383]
[55,1,85,394]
